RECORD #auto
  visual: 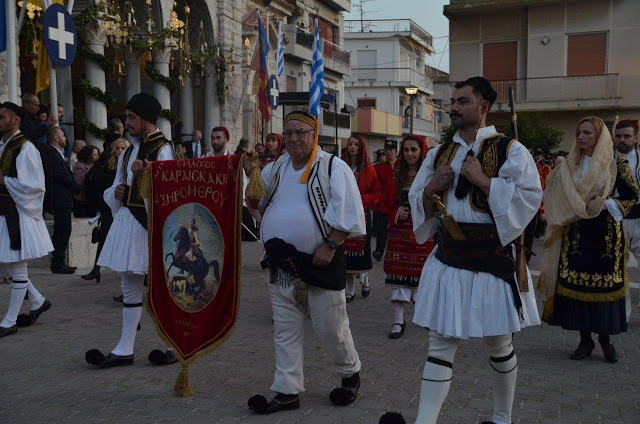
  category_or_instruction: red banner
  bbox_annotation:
[146,155,244,393]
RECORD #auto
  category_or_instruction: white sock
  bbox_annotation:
[485,335,518,424]
[111,306,143,356]
[415,331,459,424]
[26,281,45,310]
[1,281,28,328]
[392,302,404,332]
[360,272,369,287]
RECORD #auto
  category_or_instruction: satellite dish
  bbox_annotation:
[344,105,356,115]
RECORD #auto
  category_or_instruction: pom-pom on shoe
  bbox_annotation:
[379,412,407,424]
[248,393,300,414]
[148,349,178,365]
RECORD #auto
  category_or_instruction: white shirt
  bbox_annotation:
[409,126,542,246]
[0,130,20,146]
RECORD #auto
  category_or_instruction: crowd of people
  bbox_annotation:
[1,77,639,424]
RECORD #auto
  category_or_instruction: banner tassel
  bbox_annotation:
[173,363,194,397]
[245,156,265,202]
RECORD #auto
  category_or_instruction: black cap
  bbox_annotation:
[534,148,544,155]
[384,139,398,150]
[0,102,24,120]
[125,93,161,124]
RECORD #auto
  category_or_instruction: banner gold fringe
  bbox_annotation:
[173,363,194,397]
[244,156,265,200]
[140,165,153,199]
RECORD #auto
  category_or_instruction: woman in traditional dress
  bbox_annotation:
[539,116,639,363]
[341,134,380,302]
[261,133,283,169]
[382,135,434,338]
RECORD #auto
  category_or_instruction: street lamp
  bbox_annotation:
[404,84,419,134]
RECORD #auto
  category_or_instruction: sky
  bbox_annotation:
[344,0,450,72]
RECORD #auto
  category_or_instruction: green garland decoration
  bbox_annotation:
[129,28,179,53]
[75,110,108,139]
[77,79,117,109]
[73,3,101,31]
[144,62,178,94]
[216,56,226,106]
[77,43,113,75]
[159,109,181,126]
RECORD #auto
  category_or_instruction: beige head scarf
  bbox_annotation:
[537,117,617,299]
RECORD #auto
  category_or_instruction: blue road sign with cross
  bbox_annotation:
[43,4,77,68]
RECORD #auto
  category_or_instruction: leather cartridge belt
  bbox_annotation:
[434,222,515,281]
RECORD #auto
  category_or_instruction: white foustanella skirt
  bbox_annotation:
[0,214,53,263]
[97,206,149,275]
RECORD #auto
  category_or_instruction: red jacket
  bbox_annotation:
[373,161,394,215]
[342,134,381,213]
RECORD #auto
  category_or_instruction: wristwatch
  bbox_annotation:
[324,238,339,250]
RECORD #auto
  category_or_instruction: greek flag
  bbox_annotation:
[0,0,6,53]
[309,19,324,117]
[276,23,284,78]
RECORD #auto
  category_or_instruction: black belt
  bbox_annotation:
[0,195,21,250]
[626,204,640,220]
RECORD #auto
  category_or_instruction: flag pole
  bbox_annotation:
[41,0,59,126]
[6,0,18,102]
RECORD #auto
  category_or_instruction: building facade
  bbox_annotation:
[344,19,440,153]
[445,0,640,150]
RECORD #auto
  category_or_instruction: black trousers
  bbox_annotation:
[241,206,258,241]
[93,211,113,268]
[372,210,388,254]
[52,207,72,266]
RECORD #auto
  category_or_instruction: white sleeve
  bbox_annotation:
[605,199,624,222]
[4,142,45,218]
[408,147,439,244]
[488,141,543,245]
[104,150,125,215]
[324,159,366,237]
[258,162,274,212]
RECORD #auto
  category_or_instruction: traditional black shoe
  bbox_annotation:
[85,349,134,368]
[570,339,595,360]
[248,393,300,414]
[389,321,406,339]
[372,251,383,262]
[330,372,360,406]
[51,265,75,274]
[598,335,618,363]
[362,286,370,297]
[0,324,18,338]
[345,293,356,303]
[113,294,124,302]
[148,349,179,365]
[81,267,101,283]
[17,298,51,327]
[379,412,407,424]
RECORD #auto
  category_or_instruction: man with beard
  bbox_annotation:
[85,93,182,368]
[19,93,58,143]
[205,126,231,157]
[614,119,640,321]
[380,77,541,424]
[0,102,53,337]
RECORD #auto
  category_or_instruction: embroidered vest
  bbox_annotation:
[122,131,176,230]
[434,134,515,215]
[0,133,29,200]
[264,152,336,239]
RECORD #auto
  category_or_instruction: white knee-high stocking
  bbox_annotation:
[111,273,144,356]
[26,281,45,310]
[415,331,460,424]
[484,334,518,424]
[1,280,28,328]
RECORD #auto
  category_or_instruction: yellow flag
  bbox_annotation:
[33,0,67,94]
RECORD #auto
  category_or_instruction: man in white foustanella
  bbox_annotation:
[247,110,365,414]
[85,93,182,367]
[380,77,542,424]
[613,119,640,320]
[0,102,53,338]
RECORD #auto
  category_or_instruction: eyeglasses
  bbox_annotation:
[283,129,314,139]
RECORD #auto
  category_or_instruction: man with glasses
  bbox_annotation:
[248,110,365,415]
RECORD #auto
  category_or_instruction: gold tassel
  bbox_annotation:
[542,295,555,321]
[245,159,265,201]
[139,165,153,199]
[173,363,194,397]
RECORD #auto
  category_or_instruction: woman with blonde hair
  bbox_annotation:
[82,138,131,283]
[538,116,638,363]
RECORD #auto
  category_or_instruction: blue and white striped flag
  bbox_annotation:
[276,22,284,78]
[309,19,324,117]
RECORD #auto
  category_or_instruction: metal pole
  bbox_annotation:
[409,95,414,134]
[334,95,338,148]
[6,0,18,102]
[41,0,59,126]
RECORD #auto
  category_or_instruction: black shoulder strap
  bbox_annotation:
[328,154,335,177]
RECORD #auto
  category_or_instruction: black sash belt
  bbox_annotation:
[626,204,640,220]
[0,196,21,250]
[122,186,148,230]
[434,222,523,315]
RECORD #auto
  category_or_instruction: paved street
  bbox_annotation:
[1,239,639,424]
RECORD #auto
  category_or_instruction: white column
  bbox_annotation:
[83,22,107,148]
[179,73,193,138]
[203,60,219,150]
[122,49,141,103]
[152,46,172,138]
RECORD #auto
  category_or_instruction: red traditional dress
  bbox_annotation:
[341,134,380,275]
[383,135,434,301]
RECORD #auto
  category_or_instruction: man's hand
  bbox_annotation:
[46,116,58,127]
[114,183,128,201]
[424,165,454,198]
[460,156,491,195]
[131,159,148,180]
[397,206,410,221]
[312,242,336,267]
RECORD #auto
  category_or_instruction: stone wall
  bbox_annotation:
[31,218,99,270]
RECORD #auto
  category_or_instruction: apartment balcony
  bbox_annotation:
[319,109,352,140]
[490,74,620,112]
[321,0,351,13]
[352,108,402,137]
[346,67,433,95]
[283,25,351,75]
[344,19,434,53]
[402,116,437,139]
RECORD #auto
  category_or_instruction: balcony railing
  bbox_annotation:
[322,39,351,66]
[323,111,351,129]
[345,19,433,48]
[491,74,619,103]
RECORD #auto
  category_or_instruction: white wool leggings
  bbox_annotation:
[0,261,44,328]
[111,272,145,356]
[415,331,517,424]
